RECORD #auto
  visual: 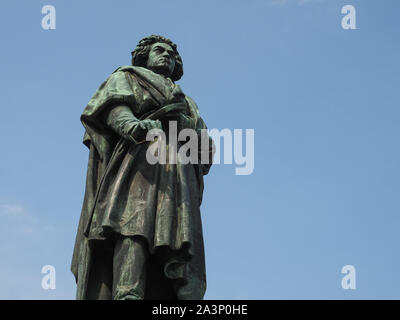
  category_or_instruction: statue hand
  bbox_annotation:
[129,119,162,143]
[159,112,195,131]
[177,113,196,131]
[198,134,215,174]
[139,119,162,131]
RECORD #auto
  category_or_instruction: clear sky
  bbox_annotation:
[0,0,399,299]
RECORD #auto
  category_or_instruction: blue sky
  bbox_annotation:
[0,0,399,299]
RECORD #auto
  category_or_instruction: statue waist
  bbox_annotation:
[139,102,190,121]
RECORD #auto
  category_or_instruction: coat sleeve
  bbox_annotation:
[184,96,214,176]
[80,69,138,162]
[195,116,214,176]
[104,105,150,144]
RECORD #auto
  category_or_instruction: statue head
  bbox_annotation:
[131,35,184,81]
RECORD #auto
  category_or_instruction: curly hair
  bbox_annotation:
[131,35,184,82]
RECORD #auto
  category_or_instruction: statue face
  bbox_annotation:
[146,42,176,78]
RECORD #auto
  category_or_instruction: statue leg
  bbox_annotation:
[144,249,178,300]
[86,240,114,300]
[112,235,148,300]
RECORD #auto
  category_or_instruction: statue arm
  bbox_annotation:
[184,96,214,176]
[105,105,161,144]
[196,117,214,176]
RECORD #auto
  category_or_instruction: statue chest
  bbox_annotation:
[127,72,187,117]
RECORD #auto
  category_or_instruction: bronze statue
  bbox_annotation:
[71,35,214,300]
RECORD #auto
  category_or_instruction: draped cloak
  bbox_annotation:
[70,66,212,299]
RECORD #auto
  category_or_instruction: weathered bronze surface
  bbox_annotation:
[71,35,213,300]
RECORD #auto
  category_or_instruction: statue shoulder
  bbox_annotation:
[185,95,199,110]
[102,66,146,92]
[184,95,201,122]
[111,65,149,77]
[113,65,132,72]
